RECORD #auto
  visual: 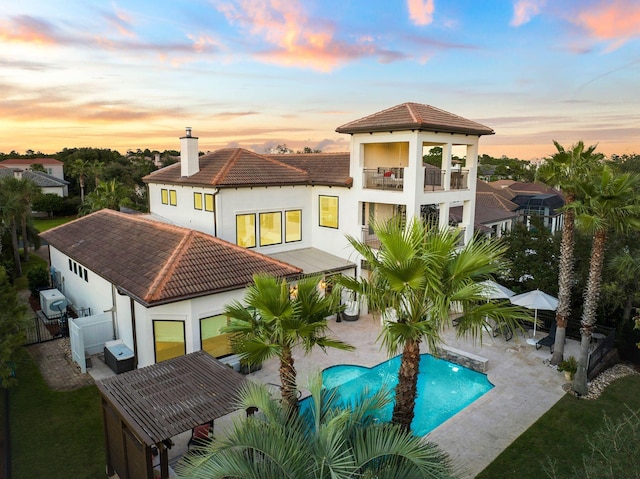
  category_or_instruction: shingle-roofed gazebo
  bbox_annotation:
[96,351,247,479]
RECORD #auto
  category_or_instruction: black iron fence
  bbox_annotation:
[23,313,61,345]
[588,329,616,379]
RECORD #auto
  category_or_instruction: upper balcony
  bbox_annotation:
[362,167,469,192]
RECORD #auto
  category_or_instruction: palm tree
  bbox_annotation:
[223,274,354,412]
[537,141,604,365]
[571,165,640,395]
[338,218,528,432]
[78,179,132,216]
[4,177,40,262]
[68,158,91,202]
[0,180,26,278]
[176,374,457,479]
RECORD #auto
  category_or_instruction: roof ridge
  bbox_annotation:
[336,103,408,131]
[146,229,195,302]
[212,148,241,184]
[406,102,420,123]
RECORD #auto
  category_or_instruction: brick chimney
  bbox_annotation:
[180,127,199,177]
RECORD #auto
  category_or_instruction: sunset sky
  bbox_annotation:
[1,0,639,160]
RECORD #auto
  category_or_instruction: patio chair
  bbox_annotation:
[187,420,214,450]
[491,321,513,342]
[535,321,557,353]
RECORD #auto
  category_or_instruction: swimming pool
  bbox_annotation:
[307,354,493,436]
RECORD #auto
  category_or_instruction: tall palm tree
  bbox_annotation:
[338,218,528,432]
[0,180,26,278]
[176,374,457,479]
[537,141,604,365]
[68,158,91,202]
[223,274,353,412]
[571,165,640,395]
[4,177,40,262]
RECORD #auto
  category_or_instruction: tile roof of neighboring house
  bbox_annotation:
[264,152,351,186]
[488,180,564,201]
[476,180,519,211]
[0,168,69,187]
[335,102,495,136]
[41,209,302,307]
[0,158,63,166]
[142,148,352,188]
[450,204,519,233]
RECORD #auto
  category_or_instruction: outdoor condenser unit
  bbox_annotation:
[39,288,67,318]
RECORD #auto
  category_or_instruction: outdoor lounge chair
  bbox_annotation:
[535,321,557,353]
[187,420,214,450]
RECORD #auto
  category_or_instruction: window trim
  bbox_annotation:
[169,189,177,206]
[204,193,215,212]
[152,320,186,363]
[161,188,168,205]
[194,192,203,210]
[236,213,257,248]
[319,195,339,229]
[285,209,302,243]
[259,211,283,247]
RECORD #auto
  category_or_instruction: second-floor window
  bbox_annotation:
[236,213,256,248]
[285,209,302,242]
[169,190,177,206]
[259,212,282,246]
[204,193,214,212]
[161,189,168,204]
[194,192,203,210]
[319,195,338,228]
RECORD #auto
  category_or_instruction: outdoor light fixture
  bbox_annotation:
[289,285,298,299]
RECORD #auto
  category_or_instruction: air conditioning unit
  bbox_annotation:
[39,288,67,319]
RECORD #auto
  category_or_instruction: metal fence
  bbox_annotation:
[588,329,616,380]
[23,314,61,345]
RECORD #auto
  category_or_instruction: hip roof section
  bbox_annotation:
[335,102,494,136]
[41,209,302,306]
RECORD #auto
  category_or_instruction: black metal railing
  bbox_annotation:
[362,168,404,191]
[587,329,616,379]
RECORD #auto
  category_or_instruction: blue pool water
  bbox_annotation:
[305,354,493,436]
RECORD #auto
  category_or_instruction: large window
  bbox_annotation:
[259,212,282,246]
[204,193,215,212]
[236,214,256,248]
[169,190,177,206]
[200,315,233,358]
[153,320,185,362]
[194,192,203,210]
[319,195,339,228]
[161,189,168,205]
[285,210,302,242]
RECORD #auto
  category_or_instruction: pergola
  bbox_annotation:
[96,351,247,479]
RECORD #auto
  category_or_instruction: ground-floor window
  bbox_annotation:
[153,320,185,362]
[200,314,233,358]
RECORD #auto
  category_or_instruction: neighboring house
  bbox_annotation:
[42,102,494,370]
[0,157,64,180]
[0,167,69,196]
[489,180,564,233]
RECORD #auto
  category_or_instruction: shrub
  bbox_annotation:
[27,265,50,298]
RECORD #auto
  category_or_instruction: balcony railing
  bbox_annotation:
[424,169,469,191]
[363,168,404,191]
[361,226,381,249]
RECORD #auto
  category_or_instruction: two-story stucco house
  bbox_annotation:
[41,102,494,371]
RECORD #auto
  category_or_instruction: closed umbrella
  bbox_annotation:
[509,289,558,345]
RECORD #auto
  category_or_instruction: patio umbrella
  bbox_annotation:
[478,280,515,300]
[509,289,558,345]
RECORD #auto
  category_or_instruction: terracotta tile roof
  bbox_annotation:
[143,148,351,188]
[335,102,494,136]
[264,152,352,187]
[41,209,302,306]
[476,180,519,211]
[0,158,63,166]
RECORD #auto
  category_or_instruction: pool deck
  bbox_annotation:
[238,315,577,478]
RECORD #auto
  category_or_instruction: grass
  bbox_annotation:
[476,373,640,479]
[32,215,76,233]
[13,254,47,292]
[1,349,105,479]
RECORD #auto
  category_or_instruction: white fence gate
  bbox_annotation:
[69,313,113,373]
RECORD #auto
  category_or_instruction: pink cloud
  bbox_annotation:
[574,1,640,50]
[511,0,546,27]
[102,7,136,38]
[216,0,404,71]
[0,15,61,45]
[407,0,435,26]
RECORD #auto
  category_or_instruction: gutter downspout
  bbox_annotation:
[129,297,138,368]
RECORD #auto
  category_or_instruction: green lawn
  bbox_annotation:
[33,215,76,233]
[13,254,47,292]
[477,373,640,479]
[2,349,105,479]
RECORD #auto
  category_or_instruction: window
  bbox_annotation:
[285,210,302,242]
[259,212,282,246]
[200,315,233,358]
[319,195,339,228]
[204,193,214,212]
[194,192,203,210]
[169,189,177,206]
[153,320,185,362]
[83,269,88,282]
[161,189,168,205]
[236,214,256,248]
[68,259,72,271]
